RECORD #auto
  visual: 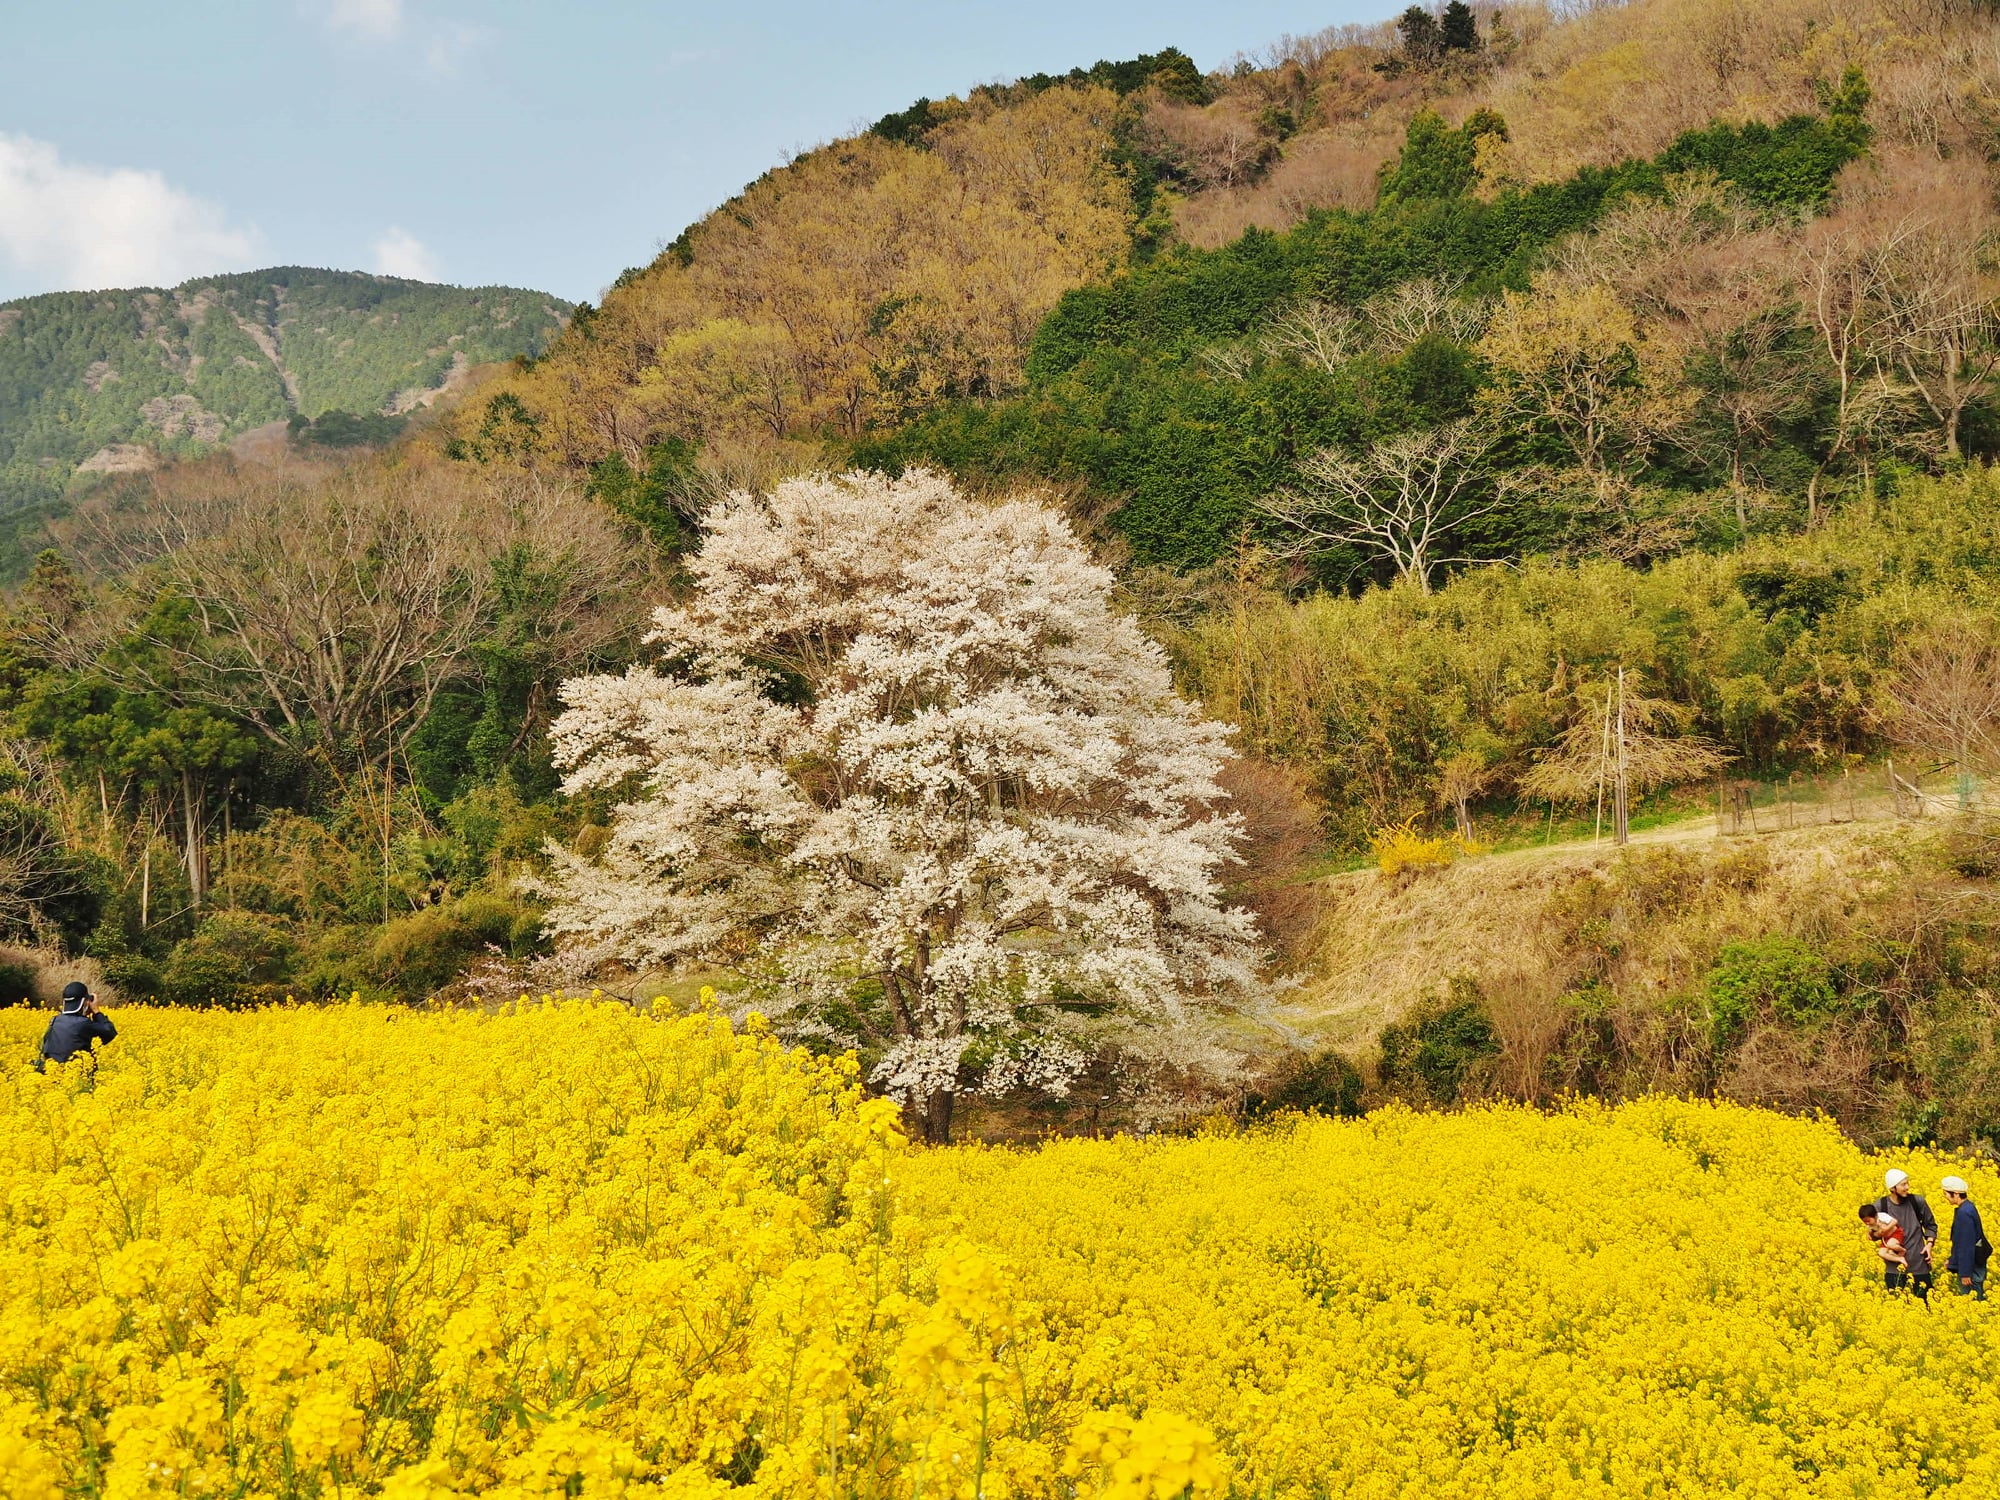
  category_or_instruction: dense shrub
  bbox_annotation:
[1250,1047,1366,1118]
[159,912,297,1007]
[0,957,35,1007]
[1706,935,1839,1049]
[1378,977,1501,1102]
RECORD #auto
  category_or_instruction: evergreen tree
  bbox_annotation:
[1441,0,1482,52]
[1397,6,1444,68]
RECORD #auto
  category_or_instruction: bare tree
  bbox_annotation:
[1259,298,1364,371]
[0,739,95,943]
[1860,207,2000,459]
[1809,157,2000,463]
[1879,614,2000,782]
[1260,420,1502,592]
[1519,671,1730,843]
[1364,274,1490,352]
[1438,749,1499,839]
[55,462,644,773]
[1799,223,1908,511]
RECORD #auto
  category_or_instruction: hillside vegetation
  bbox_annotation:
[0,268,569,513]
[450,0,1999,539]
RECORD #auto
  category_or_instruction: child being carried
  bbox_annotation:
[1862,1206,1907,1268]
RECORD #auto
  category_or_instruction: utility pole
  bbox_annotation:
[1594,680,1613,843]
[1613,667,1630,845]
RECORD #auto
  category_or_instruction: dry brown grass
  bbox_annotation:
[1292,820,1911,1046]
[0,945,108,1009]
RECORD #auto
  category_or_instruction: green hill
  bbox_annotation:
[0,267,570,511]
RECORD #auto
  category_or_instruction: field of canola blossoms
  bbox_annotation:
[1,1004,1998,1499]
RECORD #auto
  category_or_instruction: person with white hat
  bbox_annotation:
[1941,1176,1990,1300]
[1872,1168,1938,1301]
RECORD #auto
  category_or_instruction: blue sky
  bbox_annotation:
[0,1,1376,305]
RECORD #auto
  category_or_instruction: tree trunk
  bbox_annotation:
[181,770,207,908]
[919,1087,954,1146]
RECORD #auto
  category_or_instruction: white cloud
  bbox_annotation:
[314,1,488,76]
[0,134,261,294]
[326,0,404,39]
[372,227,438,281]
[424,20,491,76]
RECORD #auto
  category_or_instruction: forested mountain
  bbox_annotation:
[0,268,569,512]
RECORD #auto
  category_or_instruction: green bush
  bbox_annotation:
[292,925,381,1003]
[0,957,35,1007]
[160,913,297,1007]
[1252,1048,1366,1118]
[370,908,480,998]
[454,890,548,958]
[367,890,550,999]
[1706,935,1837,1049]
[160,946,253,1008]
[1378,977,1500,1104]
[100,953,163,1003]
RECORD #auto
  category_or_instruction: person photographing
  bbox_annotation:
[37,982,115,1071]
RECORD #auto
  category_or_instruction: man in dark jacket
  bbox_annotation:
[1942,1175,1989,1300]
[1874,1168,1939,1301]
[38,982,115,1070]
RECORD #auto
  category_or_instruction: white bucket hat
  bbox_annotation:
[1942,1175,1970,1194]
[1885,1168,1910,1190]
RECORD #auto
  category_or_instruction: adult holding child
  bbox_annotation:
[1941,1176,1990,1300]
[1873,1169,1939,1301]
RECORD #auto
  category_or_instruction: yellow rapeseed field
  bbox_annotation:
[1,1002,1996,1499]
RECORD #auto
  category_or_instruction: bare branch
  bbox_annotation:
[1258,420,1502,592]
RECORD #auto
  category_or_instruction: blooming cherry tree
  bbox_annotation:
[543,469,1260,1141]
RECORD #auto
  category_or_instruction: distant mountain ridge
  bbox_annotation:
[0,267,570,510]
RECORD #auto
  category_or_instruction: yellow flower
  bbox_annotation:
[2,1003,1997,1498]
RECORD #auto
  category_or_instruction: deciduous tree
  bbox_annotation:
[1261,420,1502,593]
[540,470,1260,1142]
[1476,278,1697,499]
[52,463,639,776]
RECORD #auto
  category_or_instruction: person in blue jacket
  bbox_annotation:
[37,982,115,1071]
[1942,1175,1990,1300]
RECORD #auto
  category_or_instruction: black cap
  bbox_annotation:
[60,981,90,1001]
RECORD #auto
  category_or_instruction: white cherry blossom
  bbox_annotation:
[542,469,1261,1141]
